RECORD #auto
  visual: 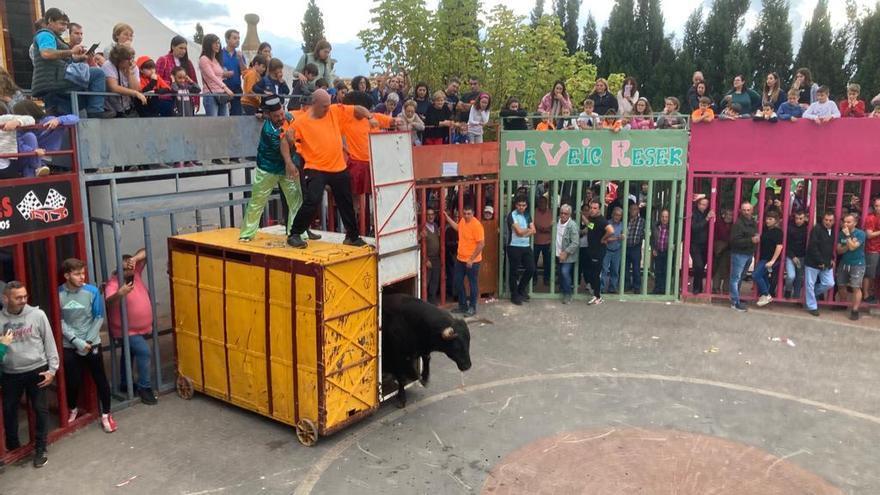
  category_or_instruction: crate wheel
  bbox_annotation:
[296,419,318,446]
[176,375,194,400]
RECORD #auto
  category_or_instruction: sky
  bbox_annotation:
[141,0,873,77]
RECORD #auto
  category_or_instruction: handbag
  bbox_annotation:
[64,62,90,87]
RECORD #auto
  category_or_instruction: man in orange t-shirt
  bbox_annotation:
[285,89,373,248]
[341,91,396,197]
[443,205,485,316]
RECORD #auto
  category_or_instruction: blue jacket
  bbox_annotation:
[777,102,804,121]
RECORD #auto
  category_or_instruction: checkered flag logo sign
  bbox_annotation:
[45,188,66,209]
[16,191,43,220]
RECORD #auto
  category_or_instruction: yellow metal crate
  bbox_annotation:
[168,228,378,443]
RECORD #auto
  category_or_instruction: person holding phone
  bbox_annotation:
[104,248,157,405]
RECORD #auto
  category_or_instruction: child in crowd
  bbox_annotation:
[577,99,599,129]
[423,90,454,145]
[287,63,317,110]
[0,67,25,113]
[629,97,654,129]
[719,102,742,120]
[803,86,841,124]
[602,110,622,133]
[241,55,267,115]
[397,100,425,145]
[171,66,201,117]
[467,93,491,143]
[690,96,715,123]
[753,103,778,123]
[315,79,329,91]
[777,89,804,121]
[136,57,174,117]
[754,211,784,307]
[839,83,866,118]
[656,97,685,129]
[333,80,349,103]
[254,58,292,108]
[870,104,880,119]
[536,112,555,131]
[12,100,79,176]
[560,108,579,130]
[0,106,38,179]
[59,258,117,433]
[500,96,528,130]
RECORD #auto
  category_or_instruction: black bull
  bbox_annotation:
[381,294,472,407]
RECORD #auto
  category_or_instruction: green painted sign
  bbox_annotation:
[500,130,688,180]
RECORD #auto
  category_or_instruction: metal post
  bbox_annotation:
[439,187,447,306]
[572,181,582,297]
[110,178,135,401]
[642,180,654,296]
[671,179,685,298]
[705,177,718,297]
[143,218,163,391]
[549,181,557,295]
[682,173,695,296]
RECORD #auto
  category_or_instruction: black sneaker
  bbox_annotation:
[520,293,531,302]
[287,236,307,249]
[306,230,322,240]
[343,237,367,247]
[850,310,860,321]
[511,297,522,306]
[138,387,158,405]
[465,307,477,317]
[33,450,48,468]
[731,303,747,312]
[808,309,820,317]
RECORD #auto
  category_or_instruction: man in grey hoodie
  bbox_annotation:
[1,281,59,468]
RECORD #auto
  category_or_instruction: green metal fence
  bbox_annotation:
[497,129,689,301]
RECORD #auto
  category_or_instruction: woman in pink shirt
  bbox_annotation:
[198,33,233,116]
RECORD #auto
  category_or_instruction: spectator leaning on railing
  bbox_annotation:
[32,8,112,118]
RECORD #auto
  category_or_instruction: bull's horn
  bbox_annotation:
[441,327,456,340]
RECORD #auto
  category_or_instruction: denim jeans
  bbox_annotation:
[45,67,107,114]
[601,249,621,293]
[652,250,669,294]
[533,244,551,284]
[228,94,243,116]
[625,244,642,291]
[117,334,153,390]
[203,95,230,116]
[729,253,753,305]
[784,257,805,298]
[559,261,574,296]
[804,265,834,310]
[453,260,480,310]
[753,259,778,296]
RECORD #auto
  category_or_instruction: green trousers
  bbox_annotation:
[239,168,303,240]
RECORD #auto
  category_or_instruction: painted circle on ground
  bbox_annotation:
[481,428,843,494]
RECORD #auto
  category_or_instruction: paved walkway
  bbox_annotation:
[1,300,877,494]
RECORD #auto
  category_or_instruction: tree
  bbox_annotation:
[484,6,531,108]
[794,0,848,97]
[563,0,581,55]
[695,0,750,96]
[599,0,637,78]
[746,0,793,85]
[435,0,483,81]
[301,0,326,55]
[194,23,204,45]
[852,5,880,97]
[580,12,598,57]
[358,0,439,88]
[530,0,545,27]
[635,0,670,103]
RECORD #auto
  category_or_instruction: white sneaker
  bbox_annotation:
[67,407,78,423]
[587,296,599,305]
[594,297,604,305]
[101,414,118,433]
[35,166,51,177]
[756,295,772,307]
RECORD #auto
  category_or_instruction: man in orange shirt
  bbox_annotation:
[443,205,485,316]
[285,89,373,248]
[341,91,396,210]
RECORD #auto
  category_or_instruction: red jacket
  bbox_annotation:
[839,99,865,118]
